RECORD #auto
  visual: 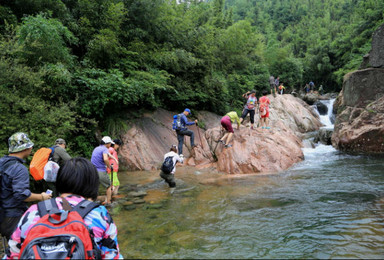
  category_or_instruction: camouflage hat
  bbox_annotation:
[8,132,34,153]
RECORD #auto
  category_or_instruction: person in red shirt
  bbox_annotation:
[107,139,122,195]
[259,90,271,129]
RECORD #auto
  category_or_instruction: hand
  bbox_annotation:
[41,192,52,201]
[195,120,198,124]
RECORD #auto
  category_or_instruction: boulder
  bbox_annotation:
[302,93,319,105]
[315,101,328,115]
[314,128,334,145]
[332,44,384,153]
[369,23,384,68]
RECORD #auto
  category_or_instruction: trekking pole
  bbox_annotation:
[197,122,203,148]
[110,164,114,194]
[2,236,7,256]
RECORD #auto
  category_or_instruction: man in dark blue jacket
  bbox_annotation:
[0,132,51,240]
[176,108,198,156]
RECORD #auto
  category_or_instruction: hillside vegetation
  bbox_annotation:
[0,0,382,156]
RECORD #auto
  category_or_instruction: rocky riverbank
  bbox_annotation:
[118,94,322,174]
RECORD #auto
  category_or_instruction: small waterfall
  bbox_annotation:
[314,99,335,129]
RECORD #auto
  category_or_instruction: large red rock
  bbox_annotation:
[119,94,322,174]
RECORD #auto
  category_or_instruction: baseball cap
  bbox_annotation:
[55,138,66,145]
[101,136,115,144]
[8,132,34,153]
[184,108,191,114]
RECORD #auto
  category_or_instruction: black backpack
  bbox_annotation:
[161,156,174,174]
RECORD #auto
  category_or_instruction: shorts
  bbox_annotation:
[109,171,120,186]
[221,116,234,133]
[160,171,176,188]
[98,171,111,188]
[260,108,269,118]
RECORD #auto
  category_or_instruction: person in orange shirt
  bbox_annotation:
[259,90,271,129]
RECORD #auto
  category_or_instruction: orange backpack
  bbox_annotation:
[30,147,54,181]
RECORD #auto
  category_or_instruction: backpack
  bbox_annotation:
[161,156,174,174]
[259,103,267,116]
[19,198,101,260]
[30,147,56,181]
[172,113,183,131]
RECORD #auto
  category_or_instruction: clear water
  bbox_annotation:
[114,144,384,259]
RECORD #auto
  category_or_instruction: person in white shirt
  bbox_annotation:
[160,145,184,193]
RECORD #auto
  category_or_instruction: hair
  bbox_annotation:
[56,157,99,200]
[170,145,177,153]
[262,90,268,96]
[113,139,122,146]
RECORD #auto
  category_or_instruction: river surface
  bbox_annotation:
[114,145,384,259]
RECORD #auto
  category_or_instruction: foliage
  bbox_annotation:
[0,0,382,156]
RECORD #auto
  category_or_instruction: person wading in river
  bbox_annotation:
[160,145,184,194]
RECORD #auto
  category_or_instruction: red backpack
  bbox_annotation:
[19,198,101,259]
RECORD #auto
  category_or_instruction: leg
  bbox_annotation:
[225,132,234,145]
[106,186,112,204]
[177,132,184,155]
[179,129,194,147]
[220,132,229,142]
[249,110,255,129]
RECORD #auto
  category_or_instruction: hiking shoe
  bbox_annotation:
[225,144,232,148]
[266,127,271,129]
[219,140,225,145]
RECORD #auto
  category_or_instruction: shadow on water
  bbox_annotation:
[113,145,384,259]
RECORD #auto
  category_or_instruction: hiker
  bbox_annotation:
[274,76,280,95]
[219,111,241,148]
[52,138,71,167]
[304,83,310,93]
[176,108,198,156]
[240,90,258,130]
[0,132,52,241]
[91,136,114,206]
[259,91,271,129]
[6,157,122,259]
[269,75,276,96]
[278,83,286,95]
[319,85,324,95]
[108,139,122,195]
[45,138,72,197]
[309,81,315,92]
[160,145,184,194]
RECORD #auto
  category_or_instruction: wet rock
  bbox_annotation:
[144,203,163,209]
[122,201,134,206]
[314,128,333,145]
[315,101,328,115]
[132,198,146,204]
[128,191,147,197]
[368,23,384,68]
[302,93,319,105]
[124,204,136,211]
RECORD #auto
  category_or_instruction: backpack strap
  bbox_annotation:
[37,198,60,217]
[48,146,56,160]
[72,200,100,219]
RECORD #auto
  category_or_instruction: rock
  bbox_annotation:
[119,94,322,174]
[315,101,328,115]
[369,23,384,68]
[132,198,146,204]
[314,128,333,145]
[332,25,384,154]
[302,93,319,105]
[128,191,147,197]
[144,203,163,209]
[124,205,136,211]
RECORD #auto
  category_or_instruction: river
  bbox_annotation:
[113,100,384,259]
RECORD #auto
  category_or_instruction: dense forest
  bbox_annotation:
[0,0,383,157]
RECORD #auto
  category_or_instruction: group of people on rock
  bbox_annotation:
[0,132,123,258]
[160,88,272,192]
[269,75,286,96]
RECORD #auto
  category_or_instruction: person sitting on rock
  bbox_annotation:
[160,145,184,194]
[259,90,271,129]
[240,90,258,130]
[219,111,241,148]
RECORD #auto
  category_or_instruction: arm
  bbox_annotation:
[103,153,111,168]
[182,114,195,126]
[107,153,119,165]
[25,192,51,202]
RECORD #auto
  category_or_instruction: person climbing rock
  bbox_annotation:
[259,90,271,129]
[176,108,198,156]
[240,90,258,130]
[219,111,241,148]
[269,75,276,96]
[278,83,286,95]
[160,145,184,194]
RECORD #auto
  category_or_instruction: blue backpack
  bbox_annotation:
[172,114,183,131]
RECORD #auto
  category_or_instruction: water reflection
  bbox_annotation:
[114,145,384,259]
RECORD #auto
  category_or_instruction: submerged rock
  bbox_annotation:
[314,128,333,145]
